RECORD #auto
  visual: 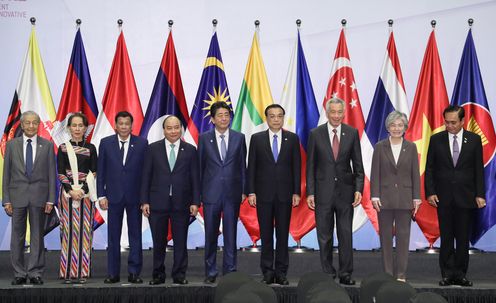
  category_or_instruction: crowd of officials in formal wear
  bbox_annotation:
[2,99,486,288]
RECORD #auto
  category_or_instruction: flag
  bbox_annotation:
[450,29,496,244]
[91,31,144,149]
[232,30,274,243]
[364,31,410,231]
[320,29,372,232]
[91,30,144,246]
[140,30,190,241]
[279,31,319,241]
[52,28,104,230]
[0,26,57,236]
[185,32,233,146]
[404,29,449,246]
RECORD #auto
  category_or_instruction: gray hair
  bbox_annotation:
[385,110,408,131]
[20,111,41,124]
[325,98,346,113]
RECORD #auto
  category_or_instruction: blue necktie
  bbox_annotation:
[220,134,227,161]
[272,134,279,161]
[26,138,33,178]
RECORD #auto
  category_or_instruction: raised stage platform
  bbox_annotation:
[0,250,495,302]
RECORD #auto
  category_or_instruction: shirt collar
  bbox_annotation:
[165,138,180,147]
[118,135,130,143]
[215,128,229,138]
[327,123,341,135]
[23,134,37,144]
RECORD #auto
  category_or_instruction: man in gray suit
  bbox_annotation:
[2,111,56,285]
[306,98,364,285]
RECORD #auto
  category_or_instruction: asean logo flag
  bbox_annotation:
[320,29,372,231]
[450,28,496,244]
[279,31,319,241]
[364,30,410,232]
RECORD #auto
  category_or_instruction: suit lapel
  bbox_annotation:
[15,138,25,171]
[225,129,235,162]
[160,139,172,173]
[320,125,334,162]
[209,130,223,163]
[384,140,398,170]
[125,135,135,166]
[395,140,409,169]
[456,132,469,167]
[263,130,276,163]
[33,138,44,170]
[442,132,455,167]
[172,140,186,173]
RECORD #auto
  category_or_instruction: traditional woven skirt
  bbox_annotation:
[59,189,94,279]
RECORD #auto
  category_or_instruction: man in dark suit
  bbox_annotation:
[97,111,148,284]
[247,104,301,285]
[425,105,485,287]
[141,115,199,285]
[306,98,364,285]
[2,111,56,285]
[198,101,246,284]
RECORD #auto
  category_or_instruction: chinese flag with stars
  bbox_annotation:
[405,29,449,246]
[320,29,377,232]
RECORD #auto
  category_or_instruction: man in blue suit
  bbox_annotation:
[198,101,247,284]
[141,115,199,285]
[97,111,148,284]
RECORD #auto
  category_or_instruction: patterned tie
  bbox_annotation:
[220,134,227,161]
[332,129,340,160]
[452,135,459,166]
[26,138,33,177]
[272,134,279,161]
[169,143,176,170]
[120,141,126,164]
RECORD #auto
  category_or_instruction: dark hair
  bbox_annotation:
[443,105,465,120]
[68,112,89,127]
[162,115,180,128]
[115,111,134,124]
[210,102,231,118]
[264,104,285,116]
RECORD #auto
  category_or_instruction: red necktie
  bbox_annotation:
[332,129,339,160]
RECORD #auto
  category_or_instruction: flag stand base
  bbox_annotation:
[416,246,439,254]
[195,246,224,251]
[469,247,485,255]
[240,243,261,252]
[289,241,314,253]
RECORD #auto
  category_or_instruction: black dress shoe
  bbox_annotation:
[261,275,274,284]
[439,277,452,286]
[275,276,289,286]
[128,274,143,284]
[30,277,44,285]
[455,277,473,287]
[11,277,27,285]
[339,276,356,286]
[149,277,165,285]
[104,276,120,284]
[172,278,189,285]
[204,276,216,284]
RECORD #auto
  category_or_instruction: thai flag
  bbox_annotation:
[279,31,319,242]
[364,31,410,231]
[450,29,496,244]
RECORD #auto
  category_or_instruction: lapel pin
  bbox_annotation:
[284,137,288,141]
[181,148,184,151]
[403,149,406,152]
[342,132,346,136]
[463,138,468,143]
[210,139,214,143]
[131,144,134,148]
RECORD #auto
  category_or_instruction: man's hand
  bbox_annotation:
[99,198,109,210]
[44,203,53,214]
[307,195,315,210]
[292,194,300,207]
[141,203,150,217]
[372,199,382,212]
[427,195,439,208]
[241,194,247,204]
[413,200,422,216]
[3,203,13,217]
[476,197,486,209]
[69,189,84,201]
[248,194,256,207]
[190,205,199,216]
[352,192,362,207]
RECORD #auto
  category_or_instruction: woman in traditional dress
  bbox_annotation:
[57,113,97,283]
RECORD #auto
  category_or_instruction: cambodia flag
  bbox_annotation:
[364,31,410,231]
[140,31,189,140]
[54,28,102,229]
[279,31,319,241]
[450,29,496,244]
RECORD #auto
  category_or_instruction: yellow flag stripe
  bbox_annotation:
[204,57,224,71]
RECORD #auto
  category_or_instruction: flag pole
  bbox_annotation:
[212,18,217,34]
[388,19,393,34]
[76,18,81,29]
[468,18,474,27]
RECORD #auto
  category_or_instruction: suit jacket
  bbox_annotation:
[198,129,246,204]
[2,136,56,207]
[140,139,200,212]
[247,129,301,202]
[97,134,148,205]
[370,138,420,210]
[425,130,485,209]
[306,123,364,204]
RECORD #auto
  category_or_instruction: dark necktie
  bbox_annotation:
[120,141,126,164]
[453,135,459,166]
[26,138,33,177]
[272,134,279,161]
[332,129,340,160]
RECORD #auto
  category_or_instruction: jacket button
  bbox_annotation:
[334,177,338,181]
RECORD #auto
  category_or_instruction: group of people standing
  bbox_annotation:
[2,98,486,287]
